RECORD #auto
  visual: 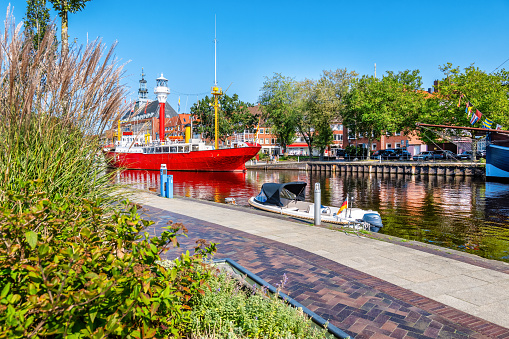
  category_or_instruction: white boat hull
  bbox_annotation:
[248,197,382,231]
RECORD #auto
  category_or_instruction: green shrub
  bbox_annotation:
[0,182,216,338]
[188,272,333,339]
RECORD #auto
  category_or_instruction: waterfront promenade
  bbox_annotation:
[131,191,509,338]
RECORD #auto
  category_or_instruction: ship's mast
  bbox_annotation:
[211,15,222,150]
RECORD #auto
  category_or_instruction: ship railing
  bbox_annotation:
[231,133,257,143]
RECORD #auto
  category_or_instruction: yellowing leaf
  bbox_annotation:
[25,231,38,249]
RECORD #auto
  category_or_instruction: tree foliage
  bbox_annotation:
[259,73,300,153]
[47,0,91,53]
[23,0,52,50]
[290,69,357,159]
[190,93,257,143]
[421,63,509,128]
[342,70,426,149]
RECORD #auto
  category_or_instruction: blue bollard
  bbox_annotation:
[166,175,173,198]
[160,164,167,197]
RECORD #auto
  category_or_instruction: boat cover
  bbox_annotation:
[254,182,307,207]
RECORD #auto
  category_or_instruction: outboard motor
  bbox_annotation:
[363,213,383,232]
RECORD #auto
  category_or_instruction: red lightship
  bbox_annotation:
[105,70,260,172]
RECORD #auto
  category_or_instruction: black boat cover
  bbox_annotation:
[254,182,307,207]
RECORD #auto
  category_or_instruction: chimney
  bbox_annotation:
[433,80,439,93]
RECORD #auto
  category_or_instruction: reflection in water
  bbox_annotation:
[118,169,509,263]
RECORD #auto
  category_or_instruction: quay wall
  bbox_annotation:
[246,161,486,178]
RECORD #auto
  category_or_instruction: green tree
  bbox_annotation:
[342,71,426,152]
[385,69,423,90]
[259,73,300,154]
[295,69,357,159]
[191,93,257,143]
[308,69,357,159]
[420,63,509,129]
[23,0,51,50]
[48,0,91,53]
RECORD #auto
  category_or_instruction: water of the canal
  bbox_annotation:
[118,169,509,263]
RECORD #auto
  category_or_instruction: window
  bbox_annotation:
[265,138,269,144]
[395,131,401,136]
[395,143,401,148]
[372,144,377,150]
[260,139,264,145]
[271,138,275,144]
[259,128,264,134]
[386,144,392,149]
[339,124,343,131]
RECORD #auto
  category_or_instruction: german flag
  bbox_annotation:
[338,198,348,213]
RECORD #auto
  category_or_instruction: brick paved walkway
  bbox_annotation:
[137,203,509,339]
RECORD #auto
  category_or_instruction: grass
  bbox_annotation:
[188,271,334,339]
[0,7,127,208]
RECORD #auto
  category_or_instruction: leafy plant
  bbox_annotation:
[0,181,216,338]
[188,272,334,339]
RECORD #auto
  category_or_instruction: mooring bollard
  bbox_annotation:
[160,164,167,197]
[314,183,321,226]
[166,175,173,198]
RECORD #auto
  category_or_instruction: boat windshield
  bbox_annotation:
[280,188,298,201]
[254,190,267,203]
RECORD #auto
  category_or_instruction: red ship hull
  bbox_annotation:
[105,145,261,172]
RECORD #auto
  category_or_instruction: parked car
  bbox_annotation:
[413,151,434,161]
[457,151,484,160]
[432,150,458,160]
[381,148,412,160]
[335,149,346,158]
[393,148,412,160]
[370,150,382,160]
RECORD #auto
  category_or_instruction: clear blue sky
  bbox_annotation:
[5,0,509,112]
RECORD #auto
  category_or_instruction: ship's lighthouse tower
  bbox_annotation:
[138,68,149,106]
[154,74,170,142]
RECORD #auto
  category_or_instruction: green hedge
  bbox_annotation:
[0,181,216,338]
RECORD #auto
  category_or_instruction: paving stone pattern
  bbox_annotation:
[139,204,509,339]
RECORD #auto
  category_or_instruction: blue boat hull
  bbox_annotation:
[486,144,509,179]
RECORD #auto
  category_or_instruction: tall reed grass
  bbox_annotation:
[0,6,127,205]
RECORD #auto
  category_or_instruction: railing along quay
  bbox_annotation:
[306,161,486,177]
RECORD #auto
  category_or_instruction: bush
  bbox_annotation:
[188,272,333,339]
[0,181,216,338]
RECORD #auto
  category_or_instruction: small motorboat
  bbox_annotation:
[248,182,383,232]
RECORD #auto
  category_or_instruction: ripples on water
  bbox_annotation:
[117,169,509,263]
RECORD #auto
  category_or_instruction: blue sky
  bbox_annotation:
[5,0,509,112]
